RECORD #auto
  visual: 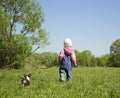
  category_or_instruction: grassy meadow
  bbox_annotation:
[0,67,120,98]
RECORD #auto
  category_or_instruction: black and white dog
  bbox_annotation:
[21,74,31,86]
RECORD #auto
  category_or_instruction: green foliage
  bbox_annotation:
[109,39,120,67]
[110,39,120,54]
[0,35,32,69]
[25,50,112,68]
[0,0,49,69]
[27,52,59,68]
[108,53,120,67]
[97,54,110,67]
[75,50,98,67]
[0,67,120,97]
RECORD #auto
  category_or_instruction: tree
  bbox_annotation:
[27,52,59,68]
[74,50,81,66]
[82,50,92,67]
[90,55,97,67]
[0,0,49,69]
[75,50,96,67]
[97,54,110,67]
[109,39,120,67]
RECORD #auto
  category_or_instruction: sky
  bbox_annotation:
[36,0,120,57]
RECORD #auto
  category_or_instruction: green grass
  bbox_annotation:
[0,67,120,98]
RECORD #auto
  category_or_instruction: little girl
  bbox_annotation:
[59,38,77,82]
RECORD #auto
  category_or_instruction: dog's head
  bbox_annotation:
[24,74,31,81]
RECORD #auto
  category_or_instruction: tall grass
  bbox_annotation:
[0,67,120,98]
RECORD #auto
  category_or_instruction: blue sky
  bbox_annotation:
[37,0,120,57]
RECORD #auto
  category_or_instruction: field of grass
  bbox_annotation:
[0,67,120,98]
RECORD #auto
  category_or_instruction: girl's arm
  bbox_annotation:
[71,51,77,66]
[59,49,64,63]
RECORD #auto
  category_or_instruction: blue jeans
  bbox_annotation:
[59,68,72,81]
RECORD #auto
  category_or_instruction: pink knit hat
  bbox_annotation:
[64,38,72,47]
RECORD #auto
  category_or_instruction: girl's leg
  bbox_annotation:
[66,69,72,81]
[59,69,65,82]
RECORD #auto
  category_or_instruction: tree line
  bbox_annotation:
[27,38,120,68]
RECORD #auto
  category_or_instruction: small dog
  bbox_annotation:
[21,74,31,87]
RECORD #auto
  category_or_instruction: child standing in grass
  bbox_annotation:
[59,38,77,82]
